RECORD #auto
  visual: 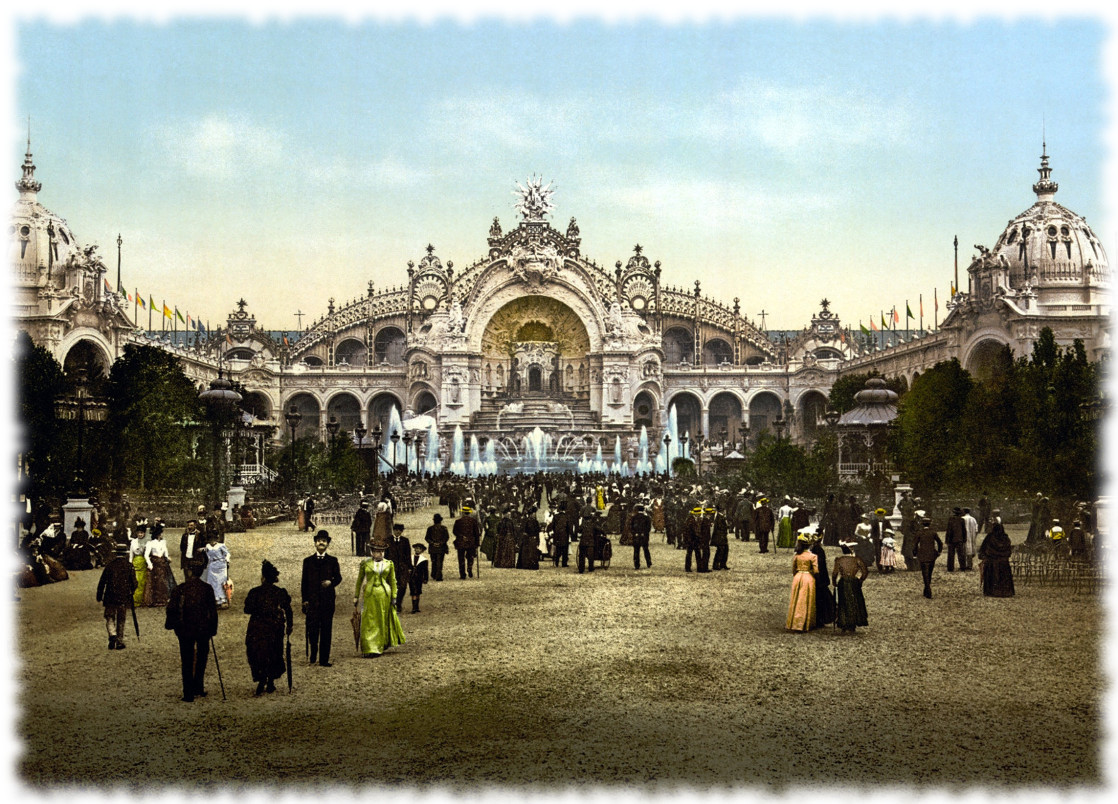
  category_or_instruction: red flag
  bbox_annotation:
[870,318,879,332]
[892,308,900,324]
[104,277,112,292]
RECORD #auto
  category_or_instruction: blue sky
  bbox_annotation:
[11,13,1112,333]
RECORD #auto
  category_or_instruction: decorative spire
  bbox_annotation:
[16,117,41,197]
[1033,139,1058,201]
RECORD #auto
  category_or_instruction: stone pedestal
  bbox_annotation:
[226,486,246,520]
[887,483,912,532]
[62,497,94,537]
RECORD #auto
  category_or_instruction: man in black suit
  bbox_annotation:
[351,499,372,557]
[303,495,316,532]
[179,518,206,573]
[300,529,343,667]
[945,506,968,572]
[386,523,411,612]
[914,513,944,599]
[165,555,218,702]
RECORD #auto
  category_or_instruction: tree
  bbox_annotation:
[890,359,973,492]
[105,344,208,491]
[14,332,67,500]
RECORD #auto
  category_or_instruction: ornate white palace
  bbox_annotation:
[11,146,1110,473]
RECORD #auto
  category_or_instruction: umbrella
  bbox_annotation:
[351,605,361,651]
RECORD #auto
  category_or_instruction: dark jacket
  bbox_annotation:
[452,514,481,550]
[351,507,372,535]
[753,504,775,533]
[914,527,944,563]
[425,523,450,555]
[165,577,218,639]
[710,513,728,547]
[96,556,137,607]
[386,535,412,583]
[629,511,652,546]
[945,514,967,545]
[300,552,342,613]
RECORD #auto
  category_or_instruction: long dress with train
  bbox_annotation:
[243,581,293,684]
[143,537,176,606]
[786,552,818,631]
[203,542,230,606]
[129,537,148,606]
[354,558,405,655]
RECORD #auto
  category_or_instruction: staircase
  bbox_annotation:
[469,394,601,435]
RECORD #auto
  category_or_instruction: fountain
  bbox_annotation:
[449,425,467,476]
[522,426,553,472]
[482,438,498,475]
[379,406,405,473]
[468,434,481,477]
[424,422,442,475]
[635,425,652,475]
[612,436,626,476]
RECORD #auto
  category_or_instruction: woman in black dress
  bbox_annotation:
[832,541,869,633]
[809,531,836,628]
[244,560,293,695]
[978,511,1015,597]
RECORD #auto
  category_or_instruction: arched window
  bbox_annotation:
[373,327,406,365]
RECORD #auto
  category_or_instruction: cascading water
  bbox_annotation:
[424,423,442,475]
[654,403,681,475]
[522,426,553,472]
[635,425,652,475]
[379,406,405,474]
[468,435,481,477]
[612,436,626,476]
[483,439,498,475]
[592,443,605,474]
[449,426,466,476]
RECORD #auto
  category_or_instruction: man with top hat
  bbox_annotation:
[681,505,703,572]
[165,551,218,701]
[424,513,450,581]
[710,502,730,570]
[629,502,652,569]
[913,511,943,599]
[453,502,481,579]
[351,498,372,557]
[753,497,775,554]
[577,508,603,574]
[945,506,967,571]
[96,541,137,651]
[549,500,571,568]
[301,529,342,667]
[386,523,412,612]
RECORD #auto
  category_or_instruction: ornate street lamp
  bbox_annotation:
[284,405,302,498]
[773,415,786,441]
[720,427,728,459]
[391,430,401,476]
[326,415,340,442]
[402,429,415,476]
[354,424,367,447]
[663,433,672,478]
[370,424,384,474]
[199,368,243,505]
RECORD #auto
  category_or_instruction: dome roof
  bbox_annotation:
[837,378,898,427]
[10,137,83,289]
[986,145,1108,287]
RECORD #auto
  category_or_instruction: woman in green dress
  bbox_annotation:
[353,544,405,657]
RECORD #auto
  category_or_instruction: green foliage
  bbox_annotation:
[737,431,836,499]
[889,329,1100,500]
[14,332,68,498]
[105,344,207,492]
[267,435,369,497]
[829,370,907,413]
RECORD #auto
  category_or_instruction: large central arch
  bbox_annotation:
[479,296,592,398]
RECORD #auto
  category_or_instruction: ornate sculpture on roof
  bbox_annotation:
[566,217,580,240]
[513,176,556,221]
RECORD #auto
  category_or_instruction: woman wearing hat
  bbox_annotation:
[353,544,405,657]
[142,522,177,606]
[978,511,1015,597]
[128,520,150,606]
[786,534,818,632]
[832,540,869,634]
[244,560,294,695]
[809,532,836,628]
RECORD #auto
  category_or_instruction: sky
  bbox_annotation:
[8,7,1115,336]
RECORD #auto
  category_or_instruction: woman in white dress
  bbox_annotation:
[142,523,176,606]
[203,534,231,608]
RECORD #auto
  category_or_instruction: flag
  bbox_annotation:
[920,297,924,317]
[127,292,133,303]
[892,308,900,324]
[104,277,111,292]
[950,283,956,297]
[162,303,172,319]
[197,320,207,336]
[187,314,193,328]
[137,292,145,309]
[150,294,157,309]
[906,302,914,320]
[870,318,879,332]
[282,334,289,346]
[860,323,870,335]
[226,331,233,345]
[175,307,185,324]
[880,312,887,328]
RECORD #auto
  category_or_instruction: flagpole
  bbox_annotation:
[905,300,910,342]
[934,287,939,329]
[954,235,959,298]
[116,234,122,294]
[162,300,166,334]
[148,298,152,333]
[919,293,923,334]
[133,288,138,326]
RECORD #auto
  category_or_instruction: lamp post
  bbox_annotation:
[402,429,414,476]
[663,433,672,478]
[370,424,384,475]
[284,405,302,500]
[326,415,340,442]
[773,415,786,441]
[199,368,243,508]
[720,427,728,459]
[354,424,367,447]
[55,366,107,535]
[391,430,401,477]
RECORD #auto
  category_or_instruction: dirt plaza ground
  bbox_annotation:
[11,503,1109,794]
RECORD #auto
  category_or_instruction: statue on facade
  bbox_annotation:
[448,299,465,333]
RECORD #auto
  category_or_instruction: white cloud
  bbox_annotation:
[156,115,285,179]
[433,92,596,154]
[600,177,836,227]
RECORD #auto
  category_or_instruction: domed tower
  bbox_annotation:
[10,130,88,317]
[10,131,134,371]
[953,143,1111,372]
[971,143,1109,309]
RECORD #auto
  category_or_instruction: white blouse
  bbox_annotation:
[144,538,170,569]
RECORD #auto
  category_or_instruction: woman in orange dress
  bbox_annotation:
[786,535,818,632]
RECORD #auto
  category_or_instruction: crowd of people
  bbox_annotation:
[15,469,1104,699]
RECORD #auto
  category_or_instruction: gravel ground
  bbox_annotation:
[11,504,1109,795]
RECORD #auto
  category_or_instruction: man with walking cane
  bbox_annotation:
[96,542,137,650]
[301,530,342,666]
[165,553,218,702]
